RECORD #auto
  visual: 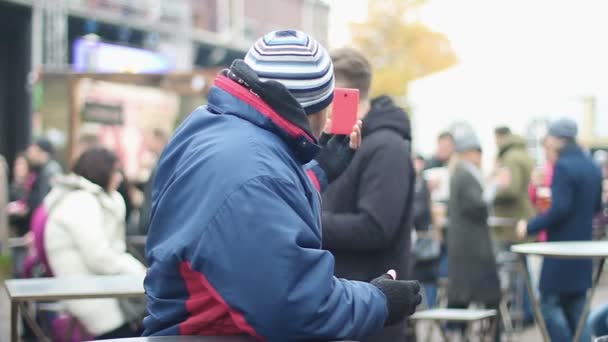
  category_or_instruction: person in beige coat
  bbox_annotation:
[44,147,145,339]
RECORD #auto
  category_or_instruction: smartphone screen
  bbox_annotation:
[330,88,359,135]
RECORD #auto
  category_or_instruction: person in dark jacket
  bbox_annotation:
[9,153,30,203]
[144,30,421,341]
[25,138,62,222]
[321,47,415,342]
[517,118,602,342]
[412,154,439,308]
[448,130,501,341]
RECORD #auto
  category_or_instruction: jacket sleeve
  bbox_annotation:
[138,166,157,234]
[27,163,62,215]
[456,169,489,222]
[27,177,49,213]
[196,176,387,341]
[53,192,145,275]
[596,168,603,214]
[321,142,412,252]
[494,155,525,203]
[413,179,432,231]
[304,160,328,192]
[527,163,573,234]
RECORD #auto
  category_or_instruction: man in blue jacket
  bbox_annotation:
[143,30,421,341]
[518,118,603,341]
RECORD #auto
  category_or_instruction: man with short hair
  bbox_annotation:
[492,126,536,325]
[321,47,416,342]
[492,126,535,241]
[144,31,421,341]
[426,132,455,169]
[517,118,602,342]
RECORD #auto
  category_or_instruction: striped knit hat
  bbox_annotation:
[244,30,335,115]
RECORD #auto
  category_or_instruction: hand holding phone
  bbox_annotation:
[329,88,359,135]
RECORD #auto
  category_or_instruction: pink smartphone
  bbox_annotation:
[330,88,359,135]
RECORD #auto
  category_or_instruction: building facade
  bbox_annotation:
[0,0,330,165]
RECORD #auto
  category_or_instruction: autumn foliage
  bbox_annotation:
[351,0,457,97]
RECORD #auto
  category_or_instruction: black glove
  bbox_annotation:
[371,274,422,326]
[317,132,334,147]
[315,134,355,184]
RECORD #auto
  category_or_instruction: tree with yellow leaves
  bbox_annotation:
[351,0,457,97]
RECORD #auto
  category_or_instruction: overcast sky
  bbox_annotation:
[327,0,608,94]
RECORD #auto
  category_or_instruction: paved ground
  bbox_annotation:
[517,281,608,342]
[414,273,608,341]
[3,270,608,341]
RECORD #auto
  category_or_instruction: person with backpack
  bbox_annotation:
[43,147,146,339]
[411,154,440,308]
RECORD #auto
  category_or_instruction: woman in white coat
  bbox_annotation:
[44,147,146,339]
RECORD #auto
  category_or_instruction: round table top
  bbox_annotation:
[95,337,355,342]
[95,337,257,342]
[511,241,608,258]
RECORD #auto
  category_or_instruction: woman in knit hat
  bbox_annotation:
[447,130,502,341]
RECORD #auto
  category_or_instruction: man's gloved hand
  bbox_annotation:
[317,132,334,147]
[315,134,355,184]
[371,272,422,326]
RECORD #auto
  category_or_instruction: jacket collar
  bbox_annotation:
[208,62,320,164]
[498,134,527,157]
[460,160,485,189]
[46,174,122,215]
[559,142,581,157]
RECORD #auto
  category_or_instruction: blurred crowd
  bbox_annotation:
[415,123,607,341]
[2,129,167,340]
[1,28,607,342]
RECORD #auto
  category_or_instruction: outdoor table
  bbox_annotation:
[410,308,497,341]
[7,236,29,249]
[127,235,147,246]
[91,337,258,342]
[511,241,608,342]
[93,338,356,342]
[4,274,145,342]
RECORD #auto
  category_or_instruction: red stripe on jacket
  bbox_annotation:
[179,261,264,341]
[214,75,315,142]
[306,169,321,192]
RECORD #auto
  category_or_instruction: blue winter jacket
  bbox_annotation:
[527,144,603,293]
[142,70,388,341]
